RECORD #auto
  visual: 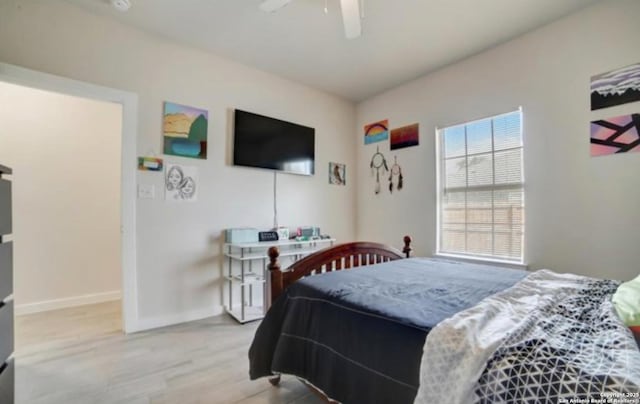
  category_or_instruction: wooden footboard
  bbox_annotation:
[267,236,412,306]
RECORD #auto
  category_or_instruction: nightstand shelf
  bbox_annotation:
[223,238,335,323]
[224,272,265,285]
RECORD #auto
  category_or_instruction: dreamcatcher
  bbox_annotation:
[369,146,388,194]
[389,156,403,193]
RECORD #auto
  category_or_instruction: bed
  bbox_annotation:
[248,237,640,404]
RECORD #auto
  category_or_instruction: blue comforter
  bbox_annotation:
[249,258,527,404]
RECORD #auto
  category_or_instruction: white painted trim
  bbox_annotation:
[433,253,529,270]
[15,291,121,315]
[0,63,139,333]
[129,306,225,333]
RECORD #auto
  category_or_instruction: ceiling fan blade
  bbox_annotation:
[340,0,362,39]
[259,0,293,13]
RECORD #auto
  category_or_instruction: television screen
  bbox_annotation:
[233,110,315,176]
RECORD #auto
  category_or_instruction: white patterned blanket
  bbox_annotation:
[414,270,640,404]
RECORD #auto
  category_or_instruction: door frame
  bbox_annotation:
[0,63,139,333]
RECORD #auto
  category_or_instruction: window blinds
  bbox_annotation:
[438,110,524,262]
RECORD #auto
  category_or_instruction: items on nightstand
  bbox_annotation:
[275,227,290,241]
[258,231,279,242]
[297,226,320,238]
[225,228,259,244]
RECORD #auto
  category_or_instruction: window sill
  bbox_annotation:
[432,253,529,270]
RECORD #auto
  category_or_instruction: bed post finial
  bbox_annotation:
[403,235,412,258]
[268,247,280,271]
[268,247,284,304]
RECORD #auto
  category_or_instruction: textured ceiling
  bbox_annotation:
[64,0,599,101]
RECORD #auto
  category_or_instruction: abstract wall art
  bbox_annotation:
[165,163,198,202]
[590,113,640,156]
[137,157,163,171]
[364,119,389,145]
[163,102,208,159]
[329,162,346,186]
[591,63,640,111]
[390,123,419,150]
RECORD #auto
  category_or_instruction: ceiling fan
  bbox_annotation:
[259,0,363,39]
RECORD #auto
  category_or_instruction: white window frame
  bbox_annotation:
[435,108,525,267]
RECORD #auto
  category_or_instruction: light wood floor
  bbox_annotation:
[15,301,323,404]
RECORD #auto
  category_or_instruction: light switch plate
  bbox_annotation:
[138,184,155,199]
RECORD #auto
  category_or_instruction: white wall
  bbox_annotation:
[356,0,640,281]
[0,81,122,309]
[0,0,356,328]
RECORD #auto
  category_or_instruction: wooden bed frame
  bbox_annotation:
[264,236,413,398]
[267,236,412,304]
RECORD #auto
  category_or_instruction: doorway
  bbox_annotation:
[0,63,138,333]
[0,80,124,347]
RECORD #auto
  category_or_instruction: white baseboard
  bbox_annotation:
[15,290,122,315]
[129,305,224,333]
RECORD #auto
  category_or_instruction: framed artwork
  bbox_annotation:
[163,101,208,159]
[390,123,419,150]
[364,119,389,145]
[137,157,163,171]
[329,162,346,185]
[590,113,640,156]
[165,163,198,202]
[591,63,640,111]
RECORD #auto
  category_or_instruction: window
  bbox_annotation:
[437,109,524,263]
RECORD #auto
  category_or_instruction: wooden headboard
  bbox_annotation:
[266,236,412,306]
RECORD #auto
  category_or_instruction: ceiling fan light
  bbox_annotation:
[340,0,362,39]
[110,0,131,12]
[260,0,293,13]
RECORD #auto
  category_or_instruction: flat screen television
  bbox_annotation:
[233,109,315,176]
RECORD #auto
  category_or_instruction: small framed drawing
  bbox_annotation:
[165,163,198,202]
[329,162,346,186]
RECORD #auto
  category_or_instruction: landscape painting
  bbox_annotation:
[390,123,419,150]
[364,119,389,144]
[591,63,640,111]
[163,102,208,159]
[590,113,640,156]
